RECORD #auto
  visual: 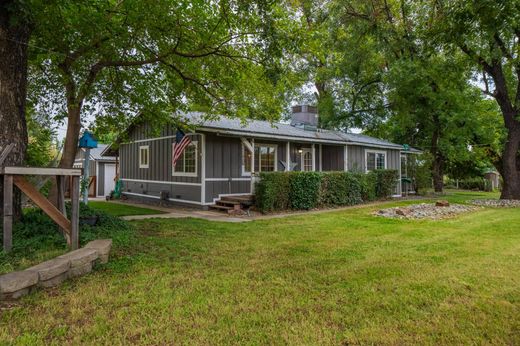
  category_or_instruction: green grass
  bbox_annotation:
[88,201,165,217]
[1,191,519,344]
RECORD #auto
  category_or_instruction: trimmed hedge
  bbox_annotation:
[320,172,363,206]
[255,170,398,213]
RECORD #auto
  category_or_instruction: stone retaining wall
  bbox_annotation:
[0,239,112,300]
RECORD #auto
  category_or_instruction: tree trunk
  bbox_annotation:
[430,114,444,193]
[60,106,82,169]
[432,154,444,193]
[48,105,82,205]
[0,3,30,220]
[500,125,520,199]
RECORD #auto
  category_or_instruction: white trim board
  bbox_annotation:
[205,177,252,182]
[122,191,202,205]
[121,178,201,186]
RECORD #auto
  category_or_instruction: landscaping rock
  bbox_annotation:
[395,208,411,216]
[58,248,98,268]
[471,199,520,208]
[69,262,93,278]
[39,272,69,288]
[0,270,38,300]
[375,203,479,220]
[435,200,450,207]
[84,239,112,264]
[27,257,70,282]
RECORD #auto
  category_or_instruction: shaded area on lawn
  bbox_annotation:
[1,191,519,344]
[88,201,166,217]
[0,203,135,275]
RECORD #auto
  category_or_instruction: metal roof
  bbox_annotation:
[179,112,405,150]
[90,144,117,161]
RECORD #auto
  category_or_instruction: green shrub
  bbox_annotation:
[255,172,291,213]
[320,172,363,206]
[254,169,399,213]
[290,172,322,210]
[372,169,398,198]
[358,172,377,202]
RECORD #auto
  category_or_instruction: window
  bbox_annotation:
[139,145,149,168]
[253,144,277,172]
[242,144,252,175]
[302,149,313,171]
[173,141,198,176]
[366,150,386,171]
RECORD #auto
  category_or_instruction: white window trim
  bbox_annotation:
[300,148,314,171]
[172,141,198,177]
[241,142,252,176]
[365,149,387,172]
[139,145,149,169]
[255,143,278,172]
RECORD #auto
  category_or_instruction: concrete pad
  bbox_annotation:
[68,262,93,278]
[58,248,98,268]
[84,239,112,264]
[27,257,70,281]
[0,270,39,294]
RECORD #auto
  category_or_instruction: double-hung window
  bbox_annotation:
[139,145,149,168]
[366,150,386,172]
[173,141,198,176]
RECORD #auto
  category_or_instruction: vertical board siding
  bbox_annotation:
[348,146,365,172]
[97,162,105,196]
[120,123,202,204]
[321,145,344,171]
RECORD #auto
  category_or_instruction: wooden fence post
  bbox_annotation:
[3,174,13,252]
[70,176,80,250]
[56,175,67,237]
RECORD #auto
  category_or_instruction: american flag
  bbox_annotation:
[172,130,192,167]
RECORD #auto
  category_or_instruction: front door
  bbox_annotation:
[301,148,313,171]
[104,164,116,196]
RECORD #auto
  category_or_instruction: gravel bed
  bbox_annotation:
[470,199,520,208]
[375,203,480,220]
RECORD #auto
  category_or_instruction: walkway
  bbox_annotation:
[109,196,425,223]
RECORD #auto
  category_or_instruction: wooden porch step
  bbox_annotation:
[209,204,233,211]
[221,195,255,203]
[217,200,240,206]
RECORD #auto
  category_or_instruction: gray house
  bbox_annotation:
[118,105,418,208]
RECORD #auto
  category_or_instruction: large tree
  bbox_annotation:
[0,0,31,219]
[285,0,388,128]
[433,0,520,199]
[28,0,290,173]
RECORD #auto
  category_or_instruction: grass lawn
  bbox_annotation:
[88,201,166,217]
[1,191,520,344]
